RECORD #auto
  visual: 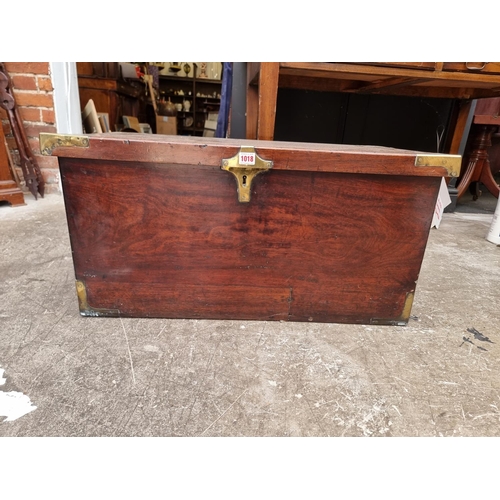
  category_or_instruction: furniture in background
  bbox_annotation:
[77,63,147,131]
[159,68,222,136]
[0,62,44,200]
[455,97,500,201]
[246,63,500,211]
[0,119,25,206]
[246,63,500,156]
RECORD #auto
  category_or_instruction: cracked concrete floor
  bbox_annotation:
[0,193,499,437]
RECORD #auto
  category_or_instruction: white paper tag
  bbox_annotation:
[239,152,255,165]
[486,195,500,245]
[431,177,452,229]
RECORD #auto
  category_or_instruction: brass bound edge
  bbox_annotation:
[415,154,461,177]
[370,291,415,326]
[40,133,90,156]
[76,280,121,317]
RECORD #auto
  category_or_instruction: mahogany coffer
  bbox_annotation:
[40,133,461,325]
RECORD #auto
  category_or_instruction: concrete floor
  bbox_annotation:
[0,191,499,437]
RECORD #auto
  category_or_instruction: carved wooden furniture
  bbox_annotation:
[40,132,460,325]
[246,63,500,156]
[0,121,25,206]
[76,63,147,131]
[455,97,500,200]
[0,63,44,199]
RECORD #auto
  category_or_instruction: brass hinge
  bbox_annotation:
[40,133,90,156]
[415,154,461,177]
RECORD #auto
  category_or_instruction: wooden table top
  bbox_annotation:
[248,62,500,100]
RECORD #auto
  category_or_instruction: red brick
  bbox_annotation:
[37,155,60,171]
[41,109,55,124]
[11,75,37,91]
[37,76,53,92]
[29,137,40,152]
[19,107,42,122]
[25,124,57,137]
[4,62,49,74]
[14,92,54,108]
[6,136,18,150]
[2,121,12,136]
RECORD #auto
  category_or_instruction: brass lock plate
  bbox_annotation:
[221,146,273,202]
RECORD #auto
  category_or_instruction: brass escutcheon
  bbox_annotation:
[221,146,273,202]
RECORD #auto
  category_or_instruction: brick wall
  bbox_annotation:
[0,62,60,194]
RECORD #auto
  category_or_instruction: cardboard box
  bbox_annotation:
[156,115,177,135]
[122,115,141,133]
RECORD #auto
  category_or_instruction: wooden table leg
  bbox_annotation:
[456,124,500,200]
[448,99,473,155]
[245,62,280,141]
[246,63,259,140]
[257,63,279,141]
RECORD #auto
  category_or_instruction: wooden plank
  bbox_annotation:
[474,96,500,116]
[247,62,260,86]
[278,74,363,93]
[362,86,495,99]
[473,115,500,125]
[365,62,439,71]
[279,62,500,86]
[277,73,500,99]
[76,62,94,76]
[77,77,117,91]
[353,77,434,93]
[45,133,461,178]
[257,63,280,140]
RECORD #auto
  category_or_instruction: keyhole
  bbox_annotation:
[242,175,247,187]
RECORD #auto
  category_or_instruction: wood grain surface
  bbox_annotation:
[48,133,460,178]
[60,154,441,324]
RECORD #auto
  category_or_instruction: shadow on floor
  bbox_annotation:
[454,173,500,214]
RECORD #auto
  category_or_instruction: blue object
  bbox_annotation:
[216,63,233,138]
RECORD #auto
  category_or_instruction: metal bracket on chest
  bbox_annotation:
[76,280,120,317]
[221,146,273,202]
[40,133,90,156]
[370,291,415,326]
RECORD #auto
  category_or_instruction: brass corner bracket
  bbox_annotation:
[415,154,462,177]
[370,291,415,326]
[221,146,273,202]
[76,280,120,317]
[40,133,90,156]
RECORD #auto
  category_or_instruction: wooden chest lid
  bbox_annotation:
[40,133,461,178]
